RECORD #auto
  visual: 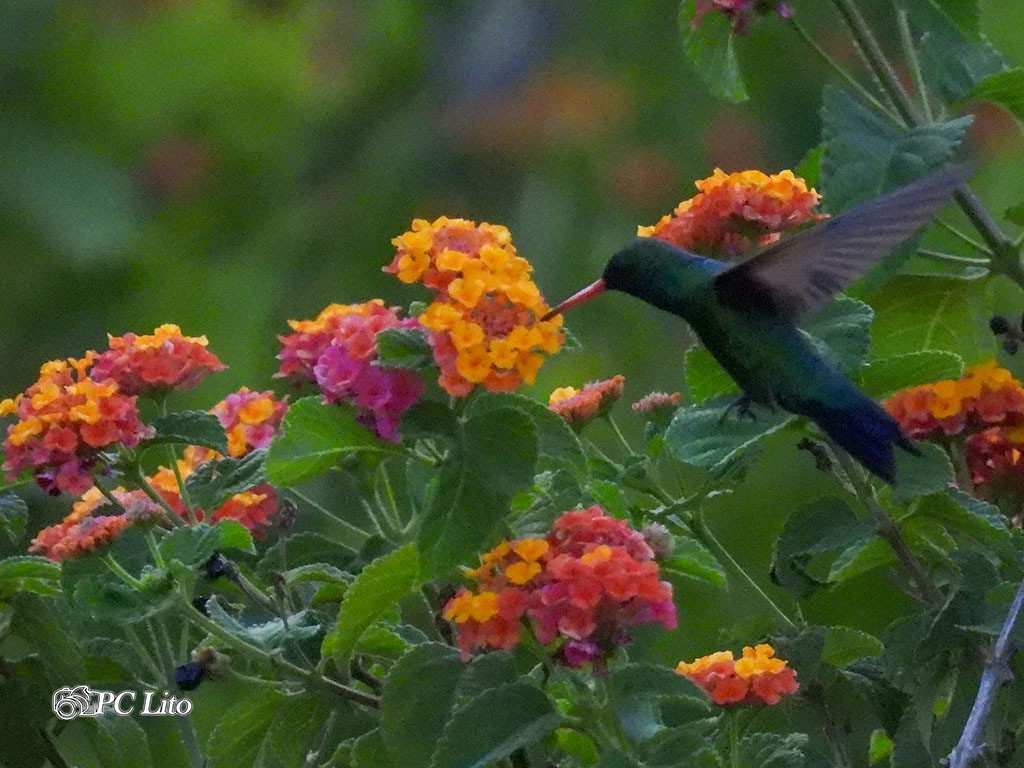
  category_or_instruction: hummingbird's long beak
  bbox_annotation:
[542,278,607,321]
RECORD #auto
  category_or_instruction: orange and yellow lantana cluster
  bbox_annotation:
[90,324,226,395]
[548,376,626,425]
[676,644,799,706]
[385,217,563,396]
[884,360,1024,490]
[639,168,824,255]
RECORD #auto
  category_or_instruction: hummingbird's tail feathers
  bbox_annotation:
[790,392,916,484]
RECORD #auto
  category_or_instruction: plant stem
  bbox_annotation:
[895,7,933,122]
[103,554,145,590]
[689,509,798,630]
[125,625,167,685]
[787,17,894,120]
[832,451,945,607]
[149,616,205,768]
[605,415,635,458]
[947,566,1024,768]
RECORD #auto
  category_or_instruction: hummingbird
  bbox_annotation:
[544,165,972,483]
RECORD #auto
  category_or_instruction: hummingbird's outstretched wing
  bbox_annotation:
[713,164,972,320]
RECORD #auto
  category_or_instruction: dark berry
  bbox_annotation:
[191,596,210,616]
[990,314,1011,335]
[205,553,230,580]
[1003,338,1019,355]
[174,662,206,691]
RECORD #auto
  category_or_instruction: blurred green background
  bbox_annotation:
[3,0,1022,411]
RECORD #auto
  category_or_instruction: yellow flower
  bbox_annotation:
[504,561,542,585]
[580,544,613,565]
[549,386,580,405]
[450,320,485,351]
[513,538,549,562]
[420,302,463,331]
[734,644,789,678]
[396,250,430,283]
[675,651,734,676]
[456,345,492,383]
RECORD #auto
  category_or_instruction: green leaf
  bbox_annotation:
[216,518,255,554]
[353,729,398,768]
[322,544,419,667]
[898,0,980,38]
[147,410,228,453]
[823,626,884,667]
[71,570,175,622]
[417,408,537,576]
[772,496,874,597]
[859,351,964,397]
[795,145,824,189]
[381,644,466,768]
[821,86,972,212]
[265,397,398,486]
[804,296,874,374]
[607,663,712,743]
[587,479,630,519]
[684,346,738,401]
[205,689,285,768]
[663,536,726,586]
[919,29,1006,104]
[374,326,433,370]
[466,392,587,479]
[916,489,1016,560]
[869,729,894,763]
[679,1,747,103]
[267,696,332,765]
[82,713,153,768]
[737,733,808,768]
[892,442,954,503]
[1006,200,1024,227]
[972,67,1024,122]
[0,555,61,597]
[0,494,28,545]
[158,523,221,567]
[430,682,560,768]
[185,449,267,512]
[868,275,990,360]
[666,395,794,469]
[828,538,896,585]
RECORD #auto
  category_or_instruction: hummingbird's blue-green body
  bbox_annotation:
[548,165,972,483]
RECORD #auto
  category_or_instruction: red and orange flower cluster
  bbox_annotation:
[28,387,289,560]
[443,506,676,668]
[548,376,626,425]
[277,301,424,442]
[676,644,799,706]
[639,168,823,256]
[884,360,1024,489]
[385,217,564,396]
[150,388,288,536]
[2,326,225,496]
[692,0,793,35]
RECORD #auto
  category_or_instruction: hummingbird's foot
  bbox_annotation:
[720,395,758,424]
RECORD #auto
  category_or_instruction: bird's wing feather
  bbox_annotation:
[713,164,971,319]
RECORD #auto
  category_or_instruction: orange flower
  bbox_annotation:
[90,324,226,396]
[548,376,625,425]
[2,356,153,495]
[385,217,563,396]
[639,168,823,255]
[676,644,799,706]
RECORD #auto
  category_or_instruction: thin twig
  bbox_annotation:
[946,569,1024,768]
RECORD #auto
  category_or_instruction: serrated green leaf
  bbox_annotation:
[772,496,874,597]
[322,544,419,667]
[822,86,972,212]
[0,493,28,544]
[374,326,433,370]
[738,732,808,768]
[664,536,726,586]
[146,410,228,453]
[859,351,964,397]
[804,296,874,374]
[184,449,266,512]
[266,397,398,486]
[158,524,221,567]
[418,408,537,576]
[828,538,896,584]
[892,442,953,503]
[973,67,1024,122]
[587,479,630,519]
[283,562,349,586]
[608,663,712,743]
[381,644,466,768]
[794,145,823,189]
[916,489,1015,560]
[430,682,560,768]
[823,626,884,667]
[216,518,255,554]
[466,392,586,478]
[71,570,175,622]
[666,394,794,469]
[1006,201,1024,227]
[680,1,748,103]
[82,713,153,768]
[919,27,1006,104]
[684,346,737,401]
[267,696,331,765]
[0,555,61,597]
[206,689,285,768]
[353,729,398,768]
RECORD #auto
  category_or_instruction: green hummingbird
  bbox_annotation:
[545,165,971,483]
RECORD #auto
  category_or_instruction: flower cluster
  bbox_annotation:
[1,356,153,495]
[675,644,799,706]
[149,388,289,536]
[638,168,823,256]
[29,486,162,562]
[692,0,793,35]
[884,360,1024,492]
[632,391,683,414]
[277,301,424,442]
[443,506,676,668]
[385,217,563,396]
[90,324,226,396]
[548,376,626,425]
